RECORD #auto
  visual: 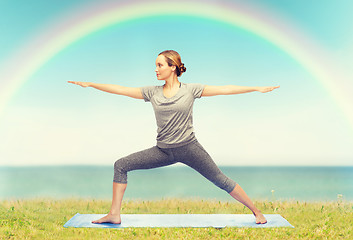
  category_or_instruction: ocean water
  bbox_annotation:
[1,166,352,202]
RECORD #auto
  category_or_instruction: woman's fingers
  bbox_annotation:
[259,86,280,93]
[68,81,79,85]
[267,86,280,92]
[67,81,88,87]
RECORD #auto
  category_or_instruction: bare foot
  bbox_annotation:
[254,211,267,224]
[92,213,121,224]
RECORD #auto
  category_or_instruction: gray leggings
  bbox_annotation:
[113,139,237,193]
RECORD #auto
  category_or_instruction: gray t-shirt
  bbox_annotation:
[141,82,205,148]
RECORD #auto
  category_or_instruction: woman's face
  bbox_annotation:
[155,55,175,81]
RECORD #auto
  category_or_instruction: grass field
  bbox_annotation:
[1,198,352,239]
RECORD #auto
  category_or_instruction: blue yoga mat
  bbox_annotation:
[64,213,294,228]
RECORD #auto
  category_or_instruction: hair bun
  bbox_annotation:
[179,63,186,73]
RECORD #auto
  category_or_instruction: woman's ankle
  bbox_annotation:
[109,210,120,216]
[253,209,263,216]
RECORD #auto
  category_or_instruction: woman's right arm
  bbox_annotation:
[68,81,144,99]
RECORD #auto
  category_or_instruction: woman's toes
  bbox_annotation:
[255,214,267,224]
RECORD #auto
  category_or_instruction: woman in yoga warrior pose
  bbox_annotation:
[68,50,279,225]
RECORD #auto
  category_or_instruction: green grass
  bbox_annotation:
[1,198,352,239]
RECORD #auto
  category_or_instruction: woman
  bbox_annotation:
[68,50,279,225]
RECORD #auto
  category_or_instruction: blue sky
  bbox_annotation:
[0,0,352,166]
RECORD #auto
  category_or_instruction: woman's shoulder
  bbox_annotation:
[183,83,205,98]
[141,85,164,102]
[141,85,162,90]
[183,82,205,88]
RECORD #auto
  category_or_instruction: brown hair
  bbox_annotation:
[158,50,186,77]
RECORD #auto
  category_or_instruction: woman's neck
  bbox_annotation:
[163,75,179,89]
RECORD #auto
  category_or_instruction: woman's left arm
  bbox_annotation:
[201,85,280,97]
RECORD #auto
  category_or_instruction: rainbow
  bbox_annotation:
[0,0,352,130]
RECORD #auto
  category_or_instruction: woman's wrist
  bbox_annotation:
[253,87,260,92]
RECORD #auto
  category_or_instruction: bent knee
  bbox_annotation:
[114,158,127,172]
[113,158,128,183]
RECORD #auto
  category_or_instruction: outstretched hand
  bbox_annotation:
[67,81,91,87]
[257,86,280,93]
